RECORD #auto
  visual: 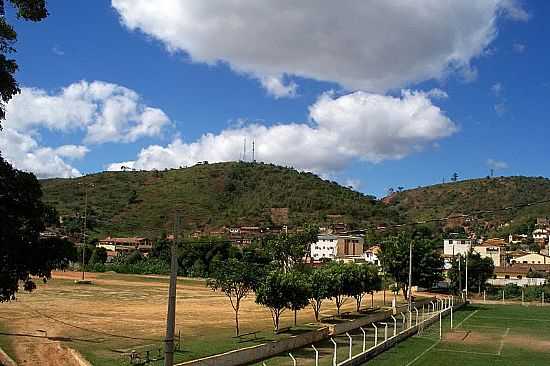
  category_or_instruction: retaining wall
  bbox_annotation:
[175,327,330,366]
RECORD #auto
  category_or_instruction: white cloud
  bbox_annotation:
[491,82,503,96]
[499,0,530,22]
[5,80,170,144]
[52,45,65,56]
[487,158,508,170]
[344,178,361,191]
[260,75,298,99]
[512,42,526,53]
[0,129,85,178]
[112,0,526,94]
[108,90,457,174]
[425,88,449,99]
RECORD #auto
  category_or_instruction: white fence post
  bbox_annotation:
[289,353,296,366]
[502,290,505,304]
[450,303,453,329]
[400,312,406,329]
[414,307,419,326]
[330,338,337,366]
[522,289,524,305]
[360,327,366,352]
[391,315,397,336]
[372,324,378,346]
[346,332,353,360]
[422,304,425,322]
[312,345,319,366]
[483,290,486,303]
[543,292,545,306]
[408,310,412,329]
[439,311,442,339]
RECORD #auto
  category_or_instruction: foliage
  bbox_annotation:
[447,251,494,294]
[207,258,260,335]
[265,225,319,271]
[325,262,350,315]
[379,232,443,299]
[41,162,399,239]
[307,266,334,322]
[0,156,73,301]
[0,0,48,125]
[89,247,107,265]
[255,270,309,331]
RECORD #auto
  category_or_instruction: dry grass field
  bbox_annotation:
[0,271,397,365]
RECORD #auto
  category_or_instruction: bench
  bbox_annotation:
[232,331,259,342]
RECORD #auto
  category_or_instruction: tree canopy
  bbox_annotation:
[379,232,443,299]
[447,251,494,295]
[0,155,74,301]
[0,0,48,125]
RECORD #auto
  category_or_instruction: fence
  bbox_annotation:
[274,297,463,366]
[487,278,546,287]
[475,288,549,305]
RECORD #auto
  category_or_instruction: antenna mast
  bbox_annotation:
[252,140,255,162]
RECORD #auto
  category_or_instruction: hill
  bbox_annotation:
[41,162,399,239]
[387,176,550,234]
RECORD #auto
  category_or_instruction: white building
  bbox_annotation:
[310,235,364,262]
[443,238,473,256]
[473,242,505,267]
[511,253,550,265]
[363,245,381,266]
[533,228,549,243]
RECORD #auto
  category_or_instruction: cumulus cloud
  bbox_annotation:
[108,90,457,174]
[5,80,170,144]
[487,158,508,170]
[112,0,527,94]
[260,75,298,99]
[0,129,86,178]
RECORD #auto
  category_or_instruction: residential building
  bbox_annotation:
[473,240,506,267]
[443,238,473,256]
[533,228,549,245]
[363,245,381,266]
[310,235,364,262]
[489,264,549,287]
[510,253,550,265]
[97,237,152,260]
[508,234,528,244]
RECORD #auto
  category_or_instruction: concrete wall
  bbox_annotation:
[175,327,330,366]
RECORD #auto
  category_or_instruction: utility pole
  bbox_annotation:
[80,183,94,281]
[458,254,462,294]
[465,253,469,300]
[408,239,413,310]
[252,140,255,162]
[164,213,180,366]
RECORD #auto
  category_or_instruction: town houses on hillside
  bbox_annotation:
[97,237,152,261]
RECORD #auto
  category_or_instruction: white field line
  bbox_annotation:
[405,340,440,366]
[475,316,550,322]
[455,310,479,329]
[435,348,500,357]
[497,328,510,356]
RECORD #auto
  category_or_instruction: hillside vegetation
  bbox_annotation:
[388,176,550,234]
[41,162,398,239]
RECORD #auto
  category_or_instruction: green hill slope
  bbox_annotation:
[388,176,550,233]
[41,162,399,239]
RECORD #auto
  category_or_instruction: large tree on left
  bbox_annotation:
[0,156,76,301]
[0,0,48,126]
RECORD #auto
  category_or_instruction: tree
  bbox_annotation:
[0,156,74,301]
[285,271,310,326]
[448,252,494,294]
[326,262,348,315]
[0,0,48,125]
[341,263,365,312]
[265,225,318,271]
[207,258,258,335]
[308,266,333,322]
[89,247,107,265]
[379,232,443,300]
[451,172,459,182]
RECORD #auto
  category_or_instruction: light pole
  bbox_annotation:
[408,239,413,310]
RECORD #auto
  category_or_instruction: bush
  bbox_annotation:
[503,283,521,298]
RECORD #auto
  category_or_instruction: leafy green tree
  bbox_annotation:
[207,258,259,335]
[308,266,333,322]
[0,0,48,125]
[448,251,494,294]
[285,271,310,326]
[89,247,107,265]
[345,264,382,311]
[256,271,290,332]
[379,232,443,300]
[326,262,349,315]
[265,225,319,271]
[0,156,73,301]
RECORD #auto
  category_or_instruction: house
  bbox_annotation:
[443,238,473,256]
[510,252,550,265]
[363,245,381,266]
[310,235,364,262]
[488,264,549,287]
[533,228,549,245]
[97,237,152,259]
[473,240,506,267]
[508,234,528,244]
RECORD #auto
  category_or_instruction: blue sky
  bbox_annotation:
[1,0,548,197]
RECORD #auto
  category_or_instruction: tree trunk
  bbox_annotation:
[356,296,361,312]
[371,292,374,308]
[235,307,240,336]
[294,309,297,326]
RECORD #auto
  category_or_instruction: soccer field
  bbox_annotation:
[366,304,550,366]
